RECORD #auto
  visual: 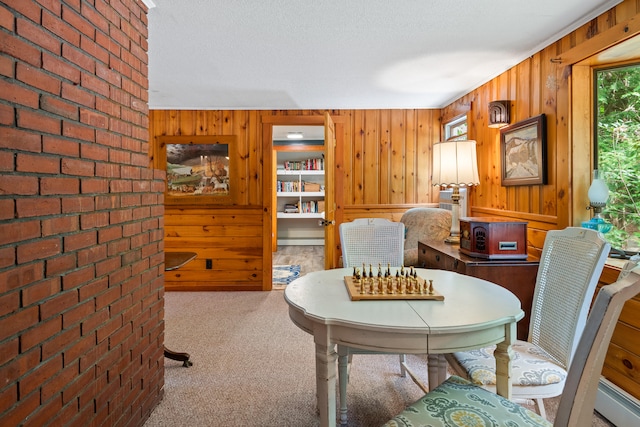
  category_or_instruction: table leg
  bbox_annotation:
[337,346,349,426]
[427,354,440,391]
[494,321,517,399]
[314,325,337,427]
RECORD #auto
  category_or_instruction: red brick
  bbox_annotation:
[21,315,62,352]
[80,34,109,65]
[0,387,40,427]
[43,135,80,157]
[79,108,108,129]
[0,103,13,125]
[0,79,39,109]
[96,62,121,87]
[80,141,108,161]
[42,10,81,47]
[0,31,41,68]
[62,4,95,39]
[95,194,120,210]
[0,262,43,293]
[0,55,14,78]
[24,392,64,427]
[0,246,15,268]
[64,333,95,366]
[109,179,132,193]
[41,94,80,120]
[80,211,109,229]
[16,197,61,218]
[42,214,78,236]
[62,265,96,292]
[17,109,62,135]
[63,120,95,142]
[61,81,95,108]
[17,62,62,95]
[0,336,18,367]
[17,17,61,55]
[121,194,141,208]
[109,209,132,225]
[63,299,94,329]
[16,152,60,174]
[61,157,95,176]
[0,305,38,341]
[46,253,77,277]
[64,230,96,251]
[121,165,141,179]
[40,290,78,320]
[3,0,41,23]
[107,238,129,256]
[98,226,122,244]
[61,195,94,213]
[21,276,61,306]
[96,316,122,343]
[95,162,121,178]
[41,361,78,402]
[0,290,19,317]
[80,307,109,338]
[41,326,80,360]
[0,150,13,171]
[41,176,79,195]
[17,237,62,263]
[61,368,94,406]
[0,175,39,196]
[95,256,120,278]
[62,43,95,73]
[0,4,14,31]
[96,129,122,147]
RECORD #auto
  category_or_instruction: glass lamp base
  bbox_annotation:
[581,217,612,234]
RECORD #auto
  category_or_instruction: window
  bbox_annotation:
[444,115,468,141]
[594,64,640,253]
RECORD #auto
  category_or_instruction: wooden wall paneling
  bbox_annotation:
[529,52,543,215]
[352,110,365,204]
[505,68,518,211]
[515,58,533,213]
[404,110,417,204]
[363,109,380,204]
[390,109,405,204]
[379,111,391,204]
[540,44,559,218]
[555,56,572,228]
[416,109,436,204]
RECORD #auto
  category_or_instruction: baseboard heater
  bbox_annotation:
[595,378,640,426]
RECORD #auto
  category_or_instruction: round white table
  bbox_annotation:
[284,268,524,427]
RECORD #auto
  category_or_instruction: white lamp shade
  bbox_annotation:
[432,140,480,186]
[588,179,609,205]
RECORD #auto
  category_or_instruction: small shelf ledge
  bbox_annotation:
[277,212,325,219]
[277,191,324,197]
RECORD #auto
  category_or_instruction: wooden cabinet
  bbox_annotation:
[418,240,539,340]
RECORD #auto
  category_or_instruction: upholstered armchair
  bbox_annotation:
[400,207,452,267]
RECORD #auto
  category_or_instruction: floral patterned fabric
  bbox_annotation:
[452,341,567,386]
[400,208,452,267]
[383,376,552,427]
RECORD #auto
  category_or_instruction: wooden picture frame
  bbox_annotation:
[500,114,547,186]
[156,135,238,205]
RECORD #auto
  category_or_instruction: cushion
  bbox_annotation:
[400,208,451,266]
[383,376,552,427]
[452,341,567,386]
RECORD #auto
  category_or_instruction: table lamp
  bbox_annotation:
[582,169,612,233]
[432,140,480,243]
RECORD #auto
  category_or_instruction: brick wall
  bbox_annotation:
[0,1,165,426]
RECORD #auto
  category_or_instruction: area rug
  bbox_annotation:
[272,264,301,289]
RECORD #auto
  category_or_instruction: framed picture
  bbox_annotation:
[500,114,547,186]
[156,135,238,205]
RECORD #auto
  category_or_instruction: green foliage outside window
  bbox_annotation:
[595,65,640,252]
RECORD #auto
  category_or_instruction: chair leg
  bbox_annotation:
[534,398,547,420]
[399,354,406,377]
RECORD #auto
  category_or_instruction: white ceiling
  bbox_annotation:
[146,0,621,110]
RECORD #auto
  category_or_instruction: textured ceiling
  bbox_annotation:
[146,0,621,110]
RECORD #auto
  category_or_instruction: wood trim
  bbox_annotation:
[553,14,640,65]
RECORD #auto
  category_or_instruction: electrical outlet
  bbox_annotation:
[205,259,212,269]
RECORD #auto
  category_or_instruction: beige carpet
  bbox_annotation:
[143,246,614,426]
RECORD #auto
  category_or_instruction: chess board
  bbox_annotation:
[343,276,444,301]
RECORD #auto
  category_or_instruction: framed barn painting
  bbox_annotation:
[500,114,547,186]
[156,135,238,205]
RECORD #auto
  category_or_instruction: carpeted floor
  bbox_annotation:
[143,245,614,427]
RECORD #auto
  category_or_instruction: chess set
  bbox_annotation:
[343,264,444,301]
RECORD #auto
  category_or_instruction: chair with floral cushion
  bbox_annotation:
[445,227,610,419]
[383,262,640,427]
[400,207,451,267]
